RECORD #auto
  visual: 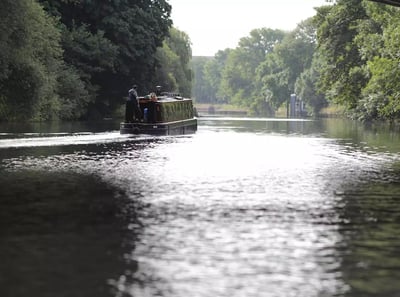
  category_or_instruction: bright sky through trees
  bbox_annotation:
[168,0,329,56]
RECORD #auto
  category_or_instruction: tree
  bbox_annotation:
[192,56,214,103]
[39,0,173,118]
[315,0,369,109]
[358,9,400,121]
[256,52,291,110]
[153,28,193,97]
[257,20,316,111]
[205,49,231,103]
[351,2,400,121]
[191,49,231,104]
[295,53,328,115]
[219,48,253,106]
[314,0,400,121]
[219,28,286,107]
[0,0,63,121]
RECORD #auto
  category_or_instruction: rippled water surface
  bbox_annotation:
[1,118,400,297]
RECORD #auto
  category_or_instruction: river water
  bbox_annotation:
[1,118,400,297]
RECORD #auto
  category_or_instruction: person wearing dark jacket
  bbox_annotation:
[125,85,142,122]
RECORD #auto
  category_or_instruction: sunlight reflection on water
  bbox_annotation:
[104,131,347,297]
[2,119,400,297]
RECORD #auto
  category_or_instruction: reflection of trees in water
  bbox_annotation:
[0,170,141,297]
[203,118,320,135]
[336,166,400,297]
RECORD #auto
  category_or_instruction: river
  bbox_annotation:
[1,117,400,297]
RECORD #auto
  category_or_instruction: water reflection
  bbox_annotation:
[1,118,400,297]
[338,177,400,297]
[0,170,140,297]
[199,117,318,136]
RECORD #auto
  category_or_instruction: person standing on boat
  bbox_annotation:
[155,85,162,96]
[125,84,142,122]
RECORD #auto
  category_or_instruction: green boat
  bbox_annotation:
[120,93,197,135]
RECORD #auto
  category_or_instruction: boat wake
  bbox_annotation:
[0,131,151,149]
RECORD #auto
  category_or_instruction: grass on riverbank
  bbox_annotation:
[319,105,346,118]
[194,103,248,115]
[194,103,346,118]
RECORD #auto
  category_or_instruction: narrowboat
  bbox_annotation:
[120,92,197,135]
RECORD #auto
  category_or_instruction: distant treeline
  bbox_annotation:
[192,0,400,121]
[0,0,192,121]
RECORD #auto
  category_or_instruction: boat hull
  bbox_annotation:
[120,118,197,135]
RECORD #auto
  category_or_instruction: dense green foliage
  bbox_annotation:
[193,24,322,116]
[0,0,192,121]
[4,0,400,122]
[193,0,400,121]
[0,0,63,121]
[154,28,193,97]
[315,0,400,120]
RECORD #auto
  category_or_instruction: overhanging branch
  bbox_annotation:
[369,0,400,7]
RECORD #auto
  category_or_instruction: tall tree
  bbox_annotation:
[295,52,328,115]
[191,49,231,104]
[154,28,193,96]
[257,20,316,110]
[39,0,173,118]
[192,56,214,103]
[315,0,369,109]
[206,49,231,103]
[314,0,400,121]
[358,4,400,120]
[293,18,328,115]
[219,28,286,107]
[256,51,290,110]
[0,0,63,121]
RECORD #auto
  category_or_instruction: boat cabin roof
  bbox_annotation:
[139,93,191,103]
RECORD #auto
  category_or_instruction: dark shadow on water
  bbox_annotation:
[0,170,142,297]
[336,164,400,297]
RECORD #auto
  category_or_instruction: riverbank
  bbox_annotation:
[195,103,346,118]
[318,105,346,118]
[194,103,248,116]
